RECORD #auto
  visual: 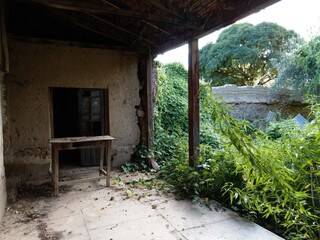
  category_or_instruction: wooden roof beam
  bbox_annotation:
[87,14,158,47]
[200,0,280,34]
[99,0,172,36]
[144,0,184,19]
[15,0,197,27]
[8,34,137,51]
[49,9,133,46]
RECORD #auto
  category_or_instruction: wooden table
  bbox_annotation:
[49,135,115,196]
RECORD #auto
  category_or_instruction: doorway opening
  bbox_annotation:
[51,87,109,168]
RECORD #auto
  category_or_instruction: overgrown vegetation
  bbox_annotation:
[271,36,320,101]
[154,62,220,162]
[138,61,319,239]
[127,24,320,238]
[158,83,320,239]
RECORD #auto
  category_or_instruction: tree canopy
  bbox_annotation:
[271,36,320,101]
[199,22,303,86]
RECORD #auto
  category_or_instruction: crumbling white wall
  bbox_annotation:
[5,41,140,177]
[212,85,309,121]
[0,71,6,220]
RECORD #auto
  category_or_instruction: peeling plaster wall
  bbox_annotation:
[213,85,309,122]
[0,72,7,220]
[5,41,140,178]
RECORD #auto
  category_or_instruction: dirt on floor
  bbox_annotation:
[0,171,166,240]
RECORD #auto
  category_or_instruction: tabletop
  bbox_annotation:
[49,135,115,144]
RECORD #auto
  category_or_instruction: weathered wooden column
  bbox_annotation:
[137,55,154,150]
[146,55,154,150]
[0,0,9,73]
[188,38,200,167]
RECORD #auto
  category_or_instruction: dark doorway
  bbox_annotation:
[51,87,108,167]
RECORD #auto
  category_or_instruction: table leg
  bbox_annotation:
[99,146,104,176]
[52,146,59,196]
[106,141,112,187]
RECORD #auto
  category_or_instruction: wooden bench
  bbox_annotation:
[49,135,115,196]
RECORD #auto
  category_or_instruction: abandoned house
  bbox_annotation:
[0,0,281,220]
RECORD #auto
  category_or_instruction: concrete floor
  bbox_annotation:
[0,171,283,240]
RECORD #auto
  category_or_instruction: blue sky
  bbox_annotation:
[155,0,320,68]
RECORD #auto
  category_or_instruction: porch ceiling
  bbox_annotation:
[6,0,280,56]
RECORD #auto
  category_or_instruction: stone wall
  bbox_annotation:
[4,41,141,179]
[212,85,309,122]
[0,72,6,220]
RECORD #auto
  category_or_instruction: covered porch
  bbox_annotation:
[0,0,280,221]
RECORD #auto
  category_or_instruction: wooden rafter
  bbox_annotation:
[87,14,158,47]
[0,0,9,72]
[143,0,184,19]
[7,0,281,55]
[14,0,197,28]
[49,9,132,46]
[201,0,280,33]
[99,0,172,36]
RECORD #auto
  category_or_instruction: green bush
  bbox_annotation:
[159,83,320,239]
[133,62,319,239]
[204,87,320,239]
[154,63,220,161]
[265,119,301,140]
[159,143,241,201]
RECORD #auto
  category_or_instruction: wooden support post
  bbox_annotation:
[146,55,154,149]
[0,0,9,73]
[137,56,154,149]
[188,38,200,167]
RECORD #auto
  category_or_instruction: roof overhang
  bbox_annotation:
[6,0,280,56]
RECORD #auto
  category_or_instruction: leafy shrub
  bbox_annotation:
[122,144,152,173]
[159,84,320,239]
[202,86,320,239]
[159,143,241,201]
[265,119,301,140]
[154,63,220,161]
[133,62,319,239]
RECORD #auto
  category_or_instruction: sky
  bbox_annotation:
[155,0,320,68]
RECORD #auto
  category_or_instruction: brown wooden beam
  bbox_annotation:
[137,58,148,145]
[188,38,199,167]
[146,54,154,150]
[137,54,155,150]
[144,0,184,19]
[199,0,280,36]
[15,0,196,27]
[8,34,140,52]
[87,14,158,47]
[0,0,9,72]
[49,9,132,46]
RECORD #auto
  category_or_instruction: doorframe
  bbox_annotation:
[48,87,110,139]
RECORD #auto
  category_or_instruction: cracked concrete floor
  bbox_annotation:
[0,171,283,240]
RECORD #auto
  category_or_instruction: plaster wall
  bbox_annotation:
[0,71,6,220]
[212,85,309,121]
[5,41,140,177]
